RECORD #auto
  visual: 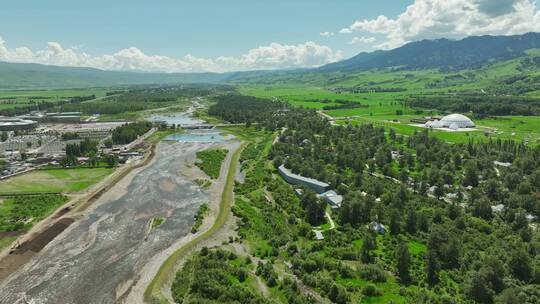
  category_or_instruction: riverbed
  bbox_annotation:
[0,136,228,304]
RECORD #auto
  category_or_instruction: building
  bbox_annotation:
[0,117,38,131]
[425,114,475,129]
[313,230,324,240]
[320,190,343,208]
[368,222,386,235]
[46,112,82,123]
[278,165,329,194]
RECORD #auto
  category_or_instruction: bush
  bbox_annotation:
[359,264,388,282]
[363,284,383,297]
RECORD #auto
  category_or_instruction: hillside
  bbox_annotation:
[0,62,231,89]
[319,32,540,72]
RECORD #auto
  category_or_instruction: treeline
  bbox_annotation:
[331,87,407,94]
[111,121,152,145]
[56,85,234,115]
[0,95,95,117]
[408,95,540,116]
[322,99,367,111]
[208,94,284,125]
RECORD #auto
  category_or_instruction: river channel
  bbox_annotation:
[0,114,225,304]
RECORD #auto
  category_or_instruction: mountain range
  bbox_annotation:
[1,32,540,89]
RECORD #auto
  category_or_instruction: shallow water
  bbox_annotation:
[0,142,209,304]
[166,130,225,143]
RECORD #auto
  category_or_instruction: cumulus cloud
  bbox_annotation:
[320,31,334,37]
[0,37,343,73]
[348,36,377,45]
[340,0,540,49]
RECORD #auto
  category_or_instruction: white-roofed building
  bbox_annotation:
[424,114,475,129]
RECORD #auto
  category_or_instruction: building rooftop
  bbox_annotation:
[278,165,329,189]
[320,190,343,207]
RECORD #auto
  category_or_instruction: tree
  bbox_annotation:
[302,190,325,226]
[103,154,119,167]
[483,256,505,293]
[396,241,411,283]
[463,161,479,187]
[104,138,113,148]
[0,131,7,142]
[405,209,417,234]
[361,233,377,263]
[465,271,494,304]
[494,288,524,304]
[426,250,439,287]
[509,248,532,282]
[389,210,401,235]
[473,197,493,220]
[329,283,348,304]
[440,236,460,269]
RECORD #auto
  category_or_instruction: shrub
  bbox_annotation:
[359,264,388,283]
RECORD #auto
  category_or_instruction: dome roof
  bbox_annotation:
[440,114,473,123]
[439,114,475,128]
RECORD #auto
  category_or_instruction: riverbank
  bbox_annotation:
[0,133,158,284]
[142,141,245,304]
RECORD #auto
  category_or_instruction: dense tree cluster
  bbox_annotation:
[0,95,95,117]
[408,95,540,116]
[172,249,271,304]
[208,94,284,125]
[61,138,99,167]
[111,121,152,145]
[57,84,234,115]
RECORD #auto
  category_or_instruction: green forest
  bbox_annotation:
[173,94,540,304]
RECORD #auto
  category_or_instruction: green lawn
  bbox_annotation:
[0,167,114,194]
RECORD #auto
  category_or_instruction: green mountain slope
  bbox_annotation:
[0,62,231,89]
[319,32,540,72]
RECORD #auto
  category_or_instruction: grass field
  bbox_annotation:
[0,88,109,110]
[240,86,540,145]
[0,167,114,194]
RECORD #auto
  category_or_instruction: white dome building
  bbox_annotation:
[424,114,475,129]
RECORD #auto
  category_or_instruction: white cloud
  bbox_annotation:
[0,37,343,73]
[348,36,377,45]
[320,31,334,37]
[340,0,540,49]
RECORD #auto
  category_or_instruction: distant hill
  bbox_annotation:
[2,33,540,89]
[319,32,540,72]
[0,62,232,89]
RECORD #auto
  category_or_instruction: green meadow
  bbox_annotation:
[0,167,114,194]
[0,88,109,110]
[239,82,540,145]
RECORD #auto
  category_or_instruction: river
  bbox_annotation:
[0,114,224,304]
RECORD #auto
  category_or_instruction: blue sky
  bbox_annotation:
[0,0,539,72]
[0,0,410,57]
